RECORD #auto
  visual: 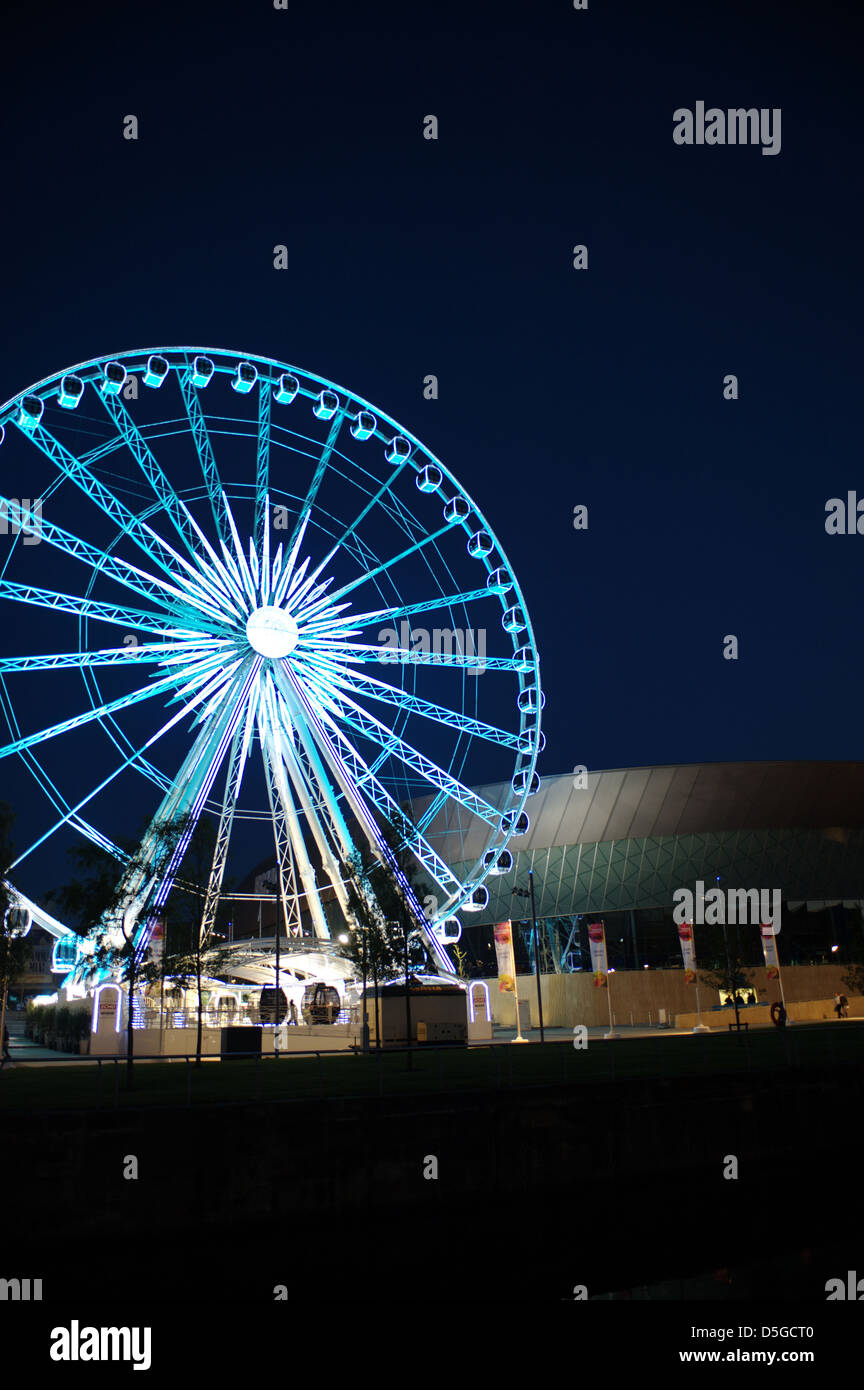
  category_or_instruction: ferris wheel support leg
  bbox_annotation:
[277,669,457,975]
[261,742,304,940]
[277,735,353,922]
[269,663,366,914]
[265,720,331,941]
[198,720,247,953]
[303,721,458,972]
[110,662,260,959]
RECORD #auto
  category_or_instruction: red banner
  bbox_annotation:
[678,921,697,984]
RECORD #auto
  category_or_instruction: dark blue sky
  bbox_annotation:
[0,0,860,894]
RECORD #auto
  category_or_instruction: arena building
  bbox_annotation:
[415,760,864,980]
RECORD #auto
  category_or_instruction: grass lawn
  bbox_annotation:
[1,1021,861,1113]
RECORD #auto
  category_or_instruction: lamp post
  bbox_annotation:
[512,872,545,1043]
[403,919,413,1070]
[274,886,281,1058]
[360,922,370,1053]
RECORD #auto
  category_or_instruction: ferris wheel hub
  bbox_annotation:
[246,605,299,658]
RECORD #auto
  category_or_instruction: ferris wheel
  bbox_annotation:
[0,347,543,978]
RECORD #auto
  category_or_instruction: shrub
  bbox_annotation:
[841,963,864,997]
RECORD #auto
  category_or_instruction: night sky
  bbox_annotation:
[0,0,860,901]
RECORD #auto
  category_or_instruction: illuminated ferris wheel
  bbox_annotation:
[0,347,543,978]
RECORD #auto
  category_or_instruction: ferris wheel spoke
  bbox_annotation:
[330,456,413,551]
[177,367,233,547]
[307,641,522,673]
[221,498,261,609]
[281,728,460,972]
[16,421,192,583]
[0,653,237,762]
[323,521,467,607]
[332,672,522,750]
[98,392,212,567]
[308,715,462,966]
[80,436,128,467]
[7,655,252,873]
[284,411,346,558]
[0,640,227,675]
[0,495,201,622]
[117,660,262,947]
[336,585,505,629]
[271,661,464,901]
[0,673,97,846]
[0,578,223,639]
[70,821,129,861]
[323,692,503,829]
[253,384,272,554]
[0,672,131,865]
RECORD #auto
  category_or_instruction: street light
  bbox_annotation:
[512,870,545,1043]
[360,923,370,1053]
[274,880,281,1058]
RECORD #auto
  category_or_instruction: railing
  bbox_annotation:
[126,1007,354,1029]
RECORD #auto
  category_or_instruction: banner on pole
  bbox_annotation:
[677,921,697,984]
[493,920,516,993]
[760,923,780,979]
[588,921,608,988]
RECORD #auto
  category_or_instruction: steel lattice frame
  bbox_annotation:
[0,347,544,980]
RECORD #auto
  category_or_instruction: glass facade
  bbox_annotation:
[454,825,864,974]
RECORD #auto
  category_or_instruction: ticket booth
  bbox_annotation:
[364,978,468,1046]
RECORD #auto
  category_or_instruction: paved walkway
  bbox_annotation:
[2,1035,82,1064]
[489,1018,861,1043]
[3,1019,858,1069]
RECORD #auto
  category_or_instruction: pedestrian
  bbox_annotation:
[1,1024,10,1065]
[288,999,298,1027]
[839,994,849,1019]
[776,1002,787,1029]
[834,993,842,1020]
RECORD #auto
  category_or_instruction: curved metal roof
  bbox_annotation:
[412,763,864,922]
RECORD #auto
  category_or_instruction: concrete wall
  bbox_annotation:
[484,964,860,1029]
[675,996,864,1029]
[89,1024,365,1056]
